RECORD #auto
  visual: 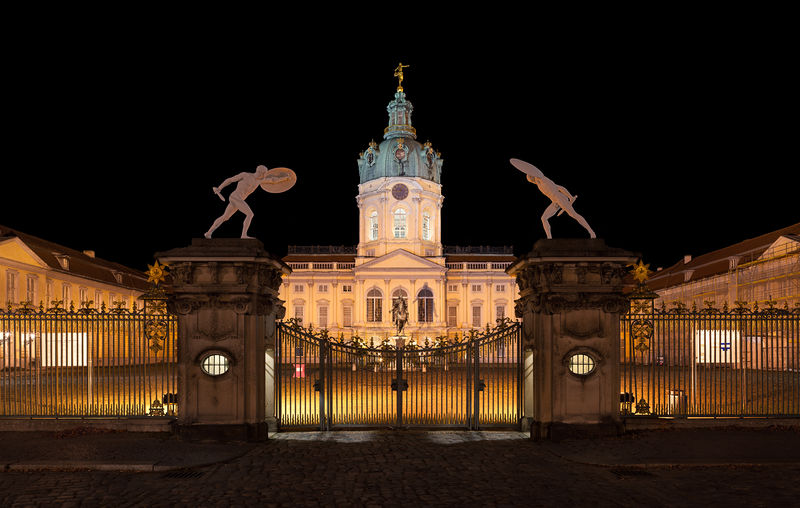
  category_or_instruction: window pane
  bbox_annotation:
[369,212,379,241]
[201,354,230,376]
[447,306,457,327]
[393,209,407,238]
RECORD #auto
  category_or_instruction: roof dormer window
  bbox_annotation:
[111,271,123,284]
[54,254,70,270]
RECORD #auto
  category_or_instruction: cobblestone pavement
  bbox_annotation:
[2,430,800,507]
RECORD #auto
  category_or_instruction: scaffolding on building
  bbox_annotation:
[735,238,800,306]
[655,236,800,310]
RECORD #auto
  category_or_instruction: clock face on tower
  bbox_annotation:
[391,183,409,200]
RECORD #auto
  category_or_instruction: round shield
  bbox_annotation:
[260,167,297,193]
[510,158,544,179]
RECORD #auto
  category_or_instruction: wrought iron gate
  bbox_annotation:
[276,322,522,430]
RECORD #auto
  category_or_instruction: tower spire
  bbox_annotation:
[385,63,416,140]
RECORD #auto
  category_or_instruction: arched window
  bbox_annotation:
[366,288,382,322]
[422,213,431,241]
[368,211,379,241]
[392,288,408,304]
[417,287,434,323]
[393,209,407,238]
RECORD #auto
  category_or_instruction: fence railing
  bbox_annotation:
[0,297,177,418]
[621,300,800,417]
[276,320,522,430]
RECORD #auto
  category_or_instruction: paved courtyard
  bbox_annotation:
[1,428,800,507]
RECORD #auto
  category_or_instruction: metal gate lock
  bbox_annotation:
[477,379,486,392]
[391,379,408,391]
[313,379,322,392]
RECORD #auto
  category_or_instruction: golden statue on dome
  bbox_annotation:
[394,63,410,92]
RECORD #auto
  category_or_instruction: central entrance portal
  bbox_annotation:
[275,322,522,430]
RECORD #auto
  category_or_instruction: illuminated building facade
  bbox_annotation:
[0,224,149,311]
[647,223,800,309]
[279,82,518,341]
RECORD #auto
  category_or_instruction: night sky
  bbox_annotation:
[4,17,797,273]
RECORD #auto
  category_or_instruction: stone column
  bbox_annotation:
[509,239,636,441]
[156,238,289,441]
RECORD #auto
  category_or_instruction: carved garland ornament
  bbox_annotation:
[515,293,630,316]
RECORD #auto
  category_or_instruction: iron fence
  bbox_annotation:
[0,297,177,417]
[621,300,800,417]
[276,320,522,430]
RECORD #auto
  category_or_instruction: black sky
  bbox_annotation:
[3,15,797,273]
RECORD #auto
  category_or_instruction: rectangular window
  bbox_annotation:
[366,298,382,322]
[46,280,54,307]
[95,290,103,308]
[418,299,434,323]
[343,305,353,327]
[318,284,328,293]
[447,305,458,327]
[318,306,328,329]
[294,284,304,292]
[342,285,353,293]
[6,271,18,304]
[26,275,37,304]
[472,305,482,328]
[369,213,379,241]
[471,284,482,292]
[496,305,506,322]
[62,283,71,306]
[447,284,458,292]
[108,293,116,307]
[294,305,304,324]
[393,210,407,238]
[79,287,89,307]
[496,284,506,292]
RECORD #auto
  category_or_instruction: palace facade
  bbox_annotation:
[278,81,518,342]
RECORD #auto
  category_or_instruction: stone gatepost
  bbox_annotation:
[508,239,637,441]
[156,238,289,441]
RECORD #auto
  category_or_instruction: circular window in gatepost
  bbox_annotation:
[567,353,596,376]
[201,353,231,376]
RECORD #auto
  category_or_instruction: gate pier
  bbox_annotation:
[509,239,637,440]
[156,238,289,441]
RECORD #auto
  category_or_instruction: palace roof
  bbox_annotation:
[647,223,800,291]
[0,224,149,291]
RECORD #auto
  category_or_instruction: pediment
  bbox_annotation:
[758,235,800,261]
[355,249,445,273]
[0,237,49,268]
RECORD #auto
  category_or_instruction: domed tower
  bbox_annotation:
[356,65,444,261]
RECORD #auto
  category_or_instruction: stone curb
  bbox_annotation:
[606,462,800,469]
[0,440,261,473]
[2,460,231,472]
[542,449,800,469]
